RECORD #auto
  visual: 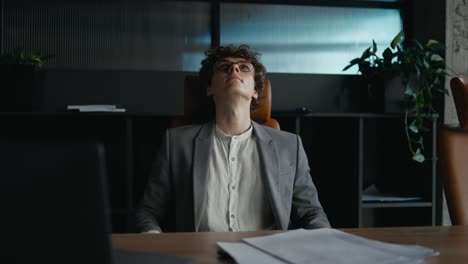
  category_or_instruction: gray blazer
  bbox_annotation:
[135,121,330,232]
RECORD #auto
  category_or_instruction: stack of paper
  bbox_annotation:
[67,104,126,112]
[362,185,423,203]
[217,228,438,264]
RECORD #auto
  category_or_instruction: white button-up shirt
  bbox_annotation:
[199,125,275,232]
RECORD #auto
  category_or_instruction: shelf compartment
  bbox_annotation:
[361,202,432,208]
[361,207,433,227]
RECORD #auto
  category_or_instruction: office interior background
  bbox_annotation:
[2,0,466,232]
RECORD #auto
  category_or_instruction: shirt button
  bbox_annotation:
[231,214,235,218]
[232,186,236,190]
[231,157,235,161]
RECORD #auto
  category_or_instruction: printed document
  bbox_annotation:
[217,228,438,264]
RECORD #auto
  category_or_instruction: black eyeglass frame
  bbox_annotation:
[214,60,255,73]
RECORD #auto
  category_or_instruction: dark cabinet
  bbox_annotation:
[0,113,172,233]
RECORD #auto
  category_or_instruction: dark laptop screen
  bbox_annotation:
[0,141,112,264]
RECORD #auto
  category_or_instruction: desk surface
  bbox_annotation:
[112,225,468,264]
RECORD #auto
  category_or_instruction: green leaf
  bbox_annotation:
[416,136,424,149]
[361,47,372,60]
[426,39,439,47]
[342,64,353,71]
[342,58,361,71]
[390,30,404,49]
[414,65,421,79]
[414,40,424,50]
[372,40,377,53]
[413,148,425,163]
[444,88,450,96]
[423,59,430,69]
[431,54,444,62]
[1,47,49,66]
[409,120,419,133]
[426,39,445,50]
[405,84,415,97]
[383,48,393,65]
[350,58,361,64]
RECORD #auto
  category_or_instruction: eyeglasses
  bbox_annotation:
[214,60,254,73]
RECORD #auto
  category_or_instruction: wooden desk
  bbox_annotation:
[112,225,468,264]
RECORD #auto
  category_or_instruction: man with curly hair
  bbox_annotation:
[136,45,330,233]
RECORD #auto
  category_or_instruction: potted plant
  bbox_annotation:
[0,48,49,112]
[343,31,450,163]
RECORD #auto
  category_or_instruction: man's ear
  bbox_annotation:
[207,86,213,96]
[252,89,258,100]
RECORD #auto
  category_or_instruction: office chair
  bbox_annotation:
[171,75,280,129]
[439,76,468,225]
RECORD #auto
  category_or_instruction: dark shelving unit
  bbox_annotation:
[275,112,441,228]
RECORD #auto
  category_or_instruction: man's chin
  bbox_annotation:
[224,83,244,91]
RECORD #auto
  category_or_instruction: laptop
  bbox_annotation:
[0,140,191,264]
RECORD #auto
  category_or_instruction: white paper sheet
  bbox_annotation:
[217,228,438,264]
[217,242,285,264]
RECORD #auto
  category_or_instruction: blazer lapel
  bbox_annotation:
[192,122,214,231]
[252,122,286,229]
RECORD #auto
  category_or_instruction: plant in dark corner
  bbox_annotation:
[0,47,49,67]
[343,31,451,163]
[0,48,51,112]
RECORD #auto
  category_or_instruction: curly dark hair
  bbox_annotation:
[199,44,266,110]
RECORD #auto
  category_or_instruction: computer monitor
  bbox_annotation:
[0,141,112,264]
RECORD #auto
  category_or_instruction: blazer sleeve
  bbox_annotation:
[135,129,172,232]
[290,135,331,229]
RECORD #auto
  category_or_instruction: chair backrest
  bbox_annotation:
[450,77,468,129]
[438,76,468,225]
[439,126,468,225]
[172,75,280,129]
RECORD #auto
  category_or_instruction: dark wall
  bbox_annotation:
[2,0,447,115]
[405,0,446,44]
[41,70,186,114]
[39,69,387,114]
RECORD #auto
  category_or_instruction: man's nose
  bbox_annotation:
[228,63,240,73]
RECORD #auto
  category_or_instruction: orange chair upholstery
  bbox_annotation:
[171,75,280,129]
[438,76,468,225]
[450,77,468,129]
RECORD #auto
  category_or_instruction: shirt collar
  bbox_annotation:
[215,123,253,142]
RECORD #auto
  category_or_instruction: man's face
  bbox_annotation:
[207,57,258,106]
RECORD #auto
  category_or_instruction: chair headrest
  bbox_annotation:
[450,77,468,129]
[183,76,213,123]
[251,78,272,123]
